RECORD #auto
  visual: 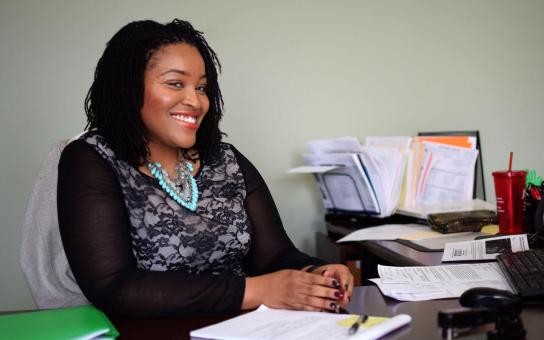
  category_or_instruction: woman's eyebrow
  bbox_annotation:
[161,69,188,76]
[160,69,207,79]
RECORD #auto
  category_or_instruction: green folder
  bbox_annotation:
[0,304,119,339]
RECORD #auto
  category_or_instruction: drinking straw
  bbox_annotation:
[508,151,513,172]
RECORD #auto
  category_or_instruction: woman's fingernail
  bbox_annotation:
[330,302,337,310]
[334,291,344,299]
[332,280,340,288]
[345,283,348,290]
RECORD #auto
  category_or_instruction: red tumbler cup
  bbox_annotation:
[492,170,527,234]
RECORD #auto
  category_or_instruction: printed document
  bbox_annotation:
[419,142,479,205]
[442,234,529,262]
[370,263,512,301]
[302,152,380,214]
[190,305,411,340]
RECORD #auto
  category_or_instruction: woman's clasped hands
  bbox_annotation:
[244,264,353,312]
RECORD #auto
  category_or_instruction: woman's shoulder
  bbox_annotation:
[217,142,243,158]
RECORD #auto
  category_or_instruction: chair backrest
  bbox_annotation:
[20,137,89,309]
[417,130,485,200]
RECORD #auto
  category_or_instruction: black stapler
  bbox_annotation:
[438,287,526,339]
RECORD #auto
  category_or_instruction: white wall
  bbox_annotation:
[1,0,543,311]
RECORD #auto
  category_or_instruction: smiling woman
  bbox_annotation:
[55,19,353,318]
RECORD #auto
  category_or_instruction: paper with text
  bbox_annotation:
[370,263,512,301]
[303,153,380,213]
[190,305,411,340]
[442,234,529,262]
[420,142,479,205]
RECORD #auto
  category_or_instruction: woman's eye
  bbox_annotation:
[168,81,183,88]
[196,85,207,93]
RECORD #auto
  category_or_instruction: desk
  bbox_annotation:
[109,285,544,339]
[317,223,444,281]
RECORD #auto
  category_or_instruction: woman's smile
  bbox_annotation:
[171,111,199,130]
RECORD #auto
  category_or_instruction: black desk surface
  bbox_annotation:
[110,285,544,339]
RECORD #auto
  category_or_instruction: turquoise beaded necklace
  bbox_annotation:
[146,154,199,211]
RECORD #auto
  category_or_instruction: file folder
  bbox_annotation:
[0,304,119,339]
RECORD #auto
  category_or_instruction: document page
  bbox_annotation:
[303,153,380,213]
[369,263,512,301]
[190,305,411,340]
[442,234,529,262]
[420,142,479,205]
[359,146,406,217]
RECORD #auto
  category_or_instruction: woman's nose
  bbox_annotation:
[182,87,199,108]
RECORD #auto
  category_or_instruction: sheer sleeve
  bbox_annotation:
[232,147,328,275]
[57,140,245,317]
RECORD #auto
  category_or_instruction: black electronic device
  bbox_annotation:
[438,288,526,340]
[534,198,544,242]
[459,287,522,312]
[496,248,544,300]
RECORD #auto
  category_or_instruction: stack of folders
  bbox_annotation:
[289,135,479,218]
[0,305,119,339]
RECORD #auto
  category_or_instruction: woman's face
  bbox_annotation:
[141,43,210,153]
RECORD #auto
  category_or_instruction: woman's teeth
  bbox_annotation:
[172,114,196,124]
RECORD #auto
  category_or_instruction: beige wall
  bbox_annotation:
[1,0,543,310]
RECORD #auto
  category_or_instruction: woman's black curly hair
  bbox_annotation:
[85,19,224,166]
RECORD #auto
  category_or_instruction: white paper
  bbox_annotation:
[190,305,411,340]
[337,224,441,242]
[364,136,412,149]
[442,234,530,262]
[306,137,363,154]
[359,146,406,217]
[420,142,479,205]
[303,153,380,214]
[370,263,512,301]
[287,165,339,174]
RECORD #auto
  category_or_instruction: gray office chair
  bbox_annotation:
[20,136,89,309]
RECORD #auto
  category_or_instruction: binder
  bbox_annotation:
[0,305,119,340]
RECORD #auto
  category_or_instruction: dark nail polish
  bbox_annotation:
[330,302,337,310]
[345,283,348,290]
[332,280,340,288]
[334,291,344,299]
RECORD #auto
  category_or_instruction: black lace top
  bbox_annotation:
[57,131,326,317]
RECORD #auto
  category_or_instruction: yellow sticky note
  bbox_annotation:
[361,317,389,329]
[337,315,359,326]
[337,315,389,328]
[481,225,499,235]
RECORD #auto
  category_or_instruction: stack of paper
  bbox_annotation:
[290,137,407,217]
[369,263,512,301]
[290,135,483,218]
[190,305,411,340]
[402,136,479,208]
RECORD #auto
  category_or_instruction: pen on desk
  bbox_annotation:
[348,314,368,335]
